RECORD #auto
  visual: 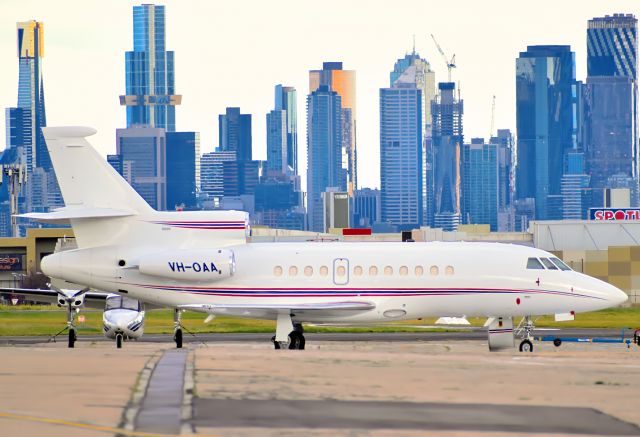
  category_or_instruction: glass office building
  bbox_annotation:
[120,4,181,131]
[432,82,463,230]
[516,45,579,220]
[379,86,423,231]
[166,132,200,210]
[306,85,344,232]
[461,139,498,231]
[309,62,357,193]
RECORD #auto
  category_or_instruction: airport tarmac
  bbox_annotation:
[0,335,638,437]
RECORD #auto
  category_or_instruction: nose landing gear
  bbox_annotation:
[516,316,535,353]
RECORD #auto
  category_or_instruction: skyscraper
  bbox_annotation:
[219,107,252,162]
[113,127,167,210]
[585,14,638,207]
[390,51,436,228]
[379,85,423,231]
[15,20,48,171]
[306,85,344,232]
[309,62,357,193]
[120,4,181,131]
[461,139,498,231]
[166,132,200,210]
[516,45,580,220]
[275,85,298,175]
[432,82,463,230]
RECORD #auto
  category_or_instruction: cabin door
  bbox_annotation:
[333,258,349,285]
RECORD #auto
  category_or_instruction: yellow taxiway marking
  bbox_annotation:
[0,411,216,437]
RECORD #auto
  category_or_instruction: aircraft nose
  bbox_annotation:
[610,285,628,306]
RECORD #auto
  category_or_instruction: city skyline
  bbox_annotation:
[0,0,638,191]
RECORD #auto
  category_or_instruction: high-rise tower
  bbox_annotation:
[309,62,357,193]
[516,45,580,220]
[585,14,638,207]
[15,20,47,171]
[120,4,181,131]
[306,85,344,232]
[432,82,463,230]
[266,85,297,176]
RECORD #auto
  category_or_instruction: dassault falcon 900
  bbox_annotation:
[20,127,628,352]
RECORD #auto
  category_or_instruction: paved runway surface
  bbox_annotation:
[193,398,640,435]
[0,334,639,436]
[0,328,629,346]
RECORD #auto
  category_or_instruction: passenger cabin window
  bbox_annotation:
[399,266,408,276]
[384,266,393,276]
[415,266,424,276]
[304,266,313,276]
[274,266,283,276]
[336,266,346,277]
[550,257,572,271]
[526,258,544,269]
[445,266,454,276]
[354,266,363,276]
[319,266,329,276]
[540,258,558,270]
[430,266,439,276]
[289,266,299,276]
[369,266,378,276]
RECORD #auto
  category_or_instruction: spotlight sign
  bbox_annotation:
[590,208,640,221]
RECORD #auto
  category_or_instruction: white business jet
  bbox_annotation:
[0,286,144,348]
[21,127,628,352]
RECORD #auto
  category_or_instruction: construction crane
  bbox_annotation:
[430,34,456,82]
[489,95,496,140]
[0,164,27,237]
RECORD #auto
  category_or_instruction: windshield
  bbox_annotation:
[105,296,140,311]
[550,257,572,271]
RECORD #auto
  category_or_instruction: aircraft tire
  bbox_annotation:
[116,333,123,349]
[271,336,281,350]
[68,329,75,348]
[288,331,305,350]
[553,338,562,347]
[175,328,183,349]
[519,339,533,352]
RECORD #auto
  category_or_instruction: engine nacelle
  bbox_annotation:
[138,249,235,282]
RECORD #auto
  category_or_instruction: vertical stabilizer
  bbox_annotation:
[42,127,153,214]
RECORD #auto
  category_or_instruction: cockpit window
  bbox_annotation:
[526,258,544,269]
[550,257,572,271]
[540,258,558,270]
[105,296,140,311]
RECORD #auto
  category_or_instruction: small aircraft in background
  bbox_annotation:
[0,286,145,348]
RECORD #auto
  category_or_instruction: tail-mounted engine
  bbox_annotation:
[138,249,236,282]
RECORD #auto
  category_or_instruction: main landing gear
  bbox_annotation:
[173,308,183,349]
[271,313,305,350]
[48,301,79,348]
[516,316,535,353]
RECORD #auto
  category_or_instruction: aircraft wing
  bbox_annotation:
[179,301,376,318]
[0,287,111,308]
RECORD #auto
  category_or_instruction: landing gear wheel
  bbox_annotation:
[174,328,183,349]
[116,333,123,349]
[68,328,76,348]
[519,339,533,352]
[271,336,281,350]
[288,331,305,350]
[553,338,562,347]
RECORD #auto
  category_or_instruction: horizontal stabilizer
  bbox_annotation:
[18,207,135,223]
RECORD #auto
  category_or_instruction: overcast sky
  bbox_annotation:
[0,0,637,190]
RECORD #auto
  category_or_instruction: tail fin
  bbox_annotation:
[26,127,249,250]
[43,127,153,214]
